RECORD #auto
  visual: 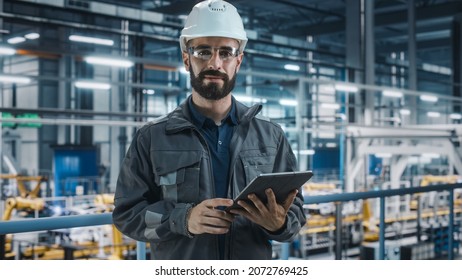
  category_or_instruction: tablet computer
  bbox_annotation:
[226,171,313,211]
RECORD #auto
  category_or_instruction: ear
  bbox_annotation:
[182,51,190,72]
[235,52,244,72]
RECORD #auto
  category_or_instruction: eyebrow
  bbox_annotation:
[192,44,236,50]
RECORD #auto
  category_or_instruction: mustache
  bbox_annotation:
[198,69,228,80]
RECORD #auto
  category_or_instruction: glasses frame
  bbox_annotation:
[187,45,240,62]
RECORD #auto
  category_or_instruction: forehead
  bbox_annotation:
[188,37,240,48]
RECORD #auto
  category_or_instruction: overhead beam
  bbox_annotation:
[276,1,462,37]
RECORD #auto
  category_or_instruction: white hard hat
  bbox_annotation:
[180,0,248,53]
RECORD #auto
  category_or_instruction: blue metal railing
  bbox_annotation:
[1,183,461,260]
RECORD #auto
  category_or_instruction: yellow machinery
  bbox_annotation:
[0,174,47,199]
[94,193,129,260]
[2,196,47,259]
[411,175,461,210]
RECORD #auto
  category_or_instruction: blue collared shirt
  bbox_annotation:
[188,97,238,260]
[188,97,238,199]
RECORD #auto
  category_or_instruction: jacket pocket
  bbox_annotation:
[240,152,276,185]
[152,150,202,203]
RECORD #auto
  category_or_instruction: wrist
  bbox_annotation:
[185,205,195,238]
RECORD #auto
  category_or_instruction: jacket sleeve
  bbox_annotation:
[264,130,307,242]
[112,129,193,242]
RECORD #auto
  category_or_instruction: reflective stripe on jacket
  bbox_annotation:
[113,96,306,259]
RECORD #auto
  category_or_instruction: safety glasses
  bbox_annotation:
[188,45,240,61]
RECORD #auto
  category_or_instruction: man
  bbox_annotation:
[113,0,306,260]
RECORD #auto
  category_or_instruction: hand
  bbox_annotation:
[188,198,235,235]
[230,188,298,232]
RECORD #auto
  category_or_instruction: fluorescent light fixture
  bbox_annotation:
[450,113,462,120]
[74,81,111,90]
[318,84,335,94]
[334,84,358,93]
[420,94,438,102]
[7,37,26,44]
[69,35,114,46]
[399,109,411,115]
[422,153,440,159]
[142,89,155,95]
[234,95,267,104]
[0,75,31,84]
[0,46,15,55]
[279,99,297,106]
[284,64,300,71]
[427,111,441,118]
[375,153,392,158]
[299,149,315,155]
[382,90,403,98]
[321,102,340,110]
[24,33,40,40]
[84,56,134,68]
[408,156,431,164]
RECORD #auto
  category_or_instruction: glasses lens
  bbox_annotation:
[189,46,239,61]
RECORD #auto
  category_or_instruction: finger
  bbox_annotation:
[201,225,230,234]
[265,188,278,212]
[247,193,267,213]
[200,216,233,228]
[282,189,298,211]
[202,198,234,208]
[237,200,258,216]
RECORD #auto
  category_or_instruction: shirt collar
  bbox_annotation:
[188,96,238,127]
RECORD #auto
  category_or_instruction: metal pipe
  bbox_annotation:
[335,202,343,260]
[0,213,112,234]
[379,196,385,260]
[449,190,454,260]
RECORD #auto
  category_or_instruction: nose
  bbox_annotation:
[207,50,223,70]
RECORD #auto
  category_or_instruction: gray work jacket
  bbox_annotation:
[113,96,306,259]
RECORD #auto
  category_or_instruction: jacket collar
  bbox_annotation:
[165,95,262,134]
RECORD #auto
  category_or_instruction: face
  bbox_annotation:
[182,37,243,101]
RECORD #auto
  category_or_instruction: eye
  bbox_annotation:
[197,49,212,57]
[218,49,233,59]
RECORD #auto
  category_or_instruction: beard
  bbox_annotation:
[189,66,237,101]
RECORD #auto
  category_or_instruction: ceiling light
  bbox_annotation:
[399,109,411,115]
[24,33,40,40]
[375,153,392,158]
[422,153,440,159]
[299,149,315,155]
[69,35,114,46]
[234,95,267,104]
[427,112,440,118]
[84,56,134,68]
[382,90,403,98]
[0,75,31,84]
[7,37,26,44]
[450,113,462,120]
[0,46,15,55]
[318,84,335,94]
[142,89,155,95]
[321,102,340,110]
[279,99,297,106]
[284,64,300,71]
[334,84,358,93]
[420,94,438,102]
[74,81,111,90]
